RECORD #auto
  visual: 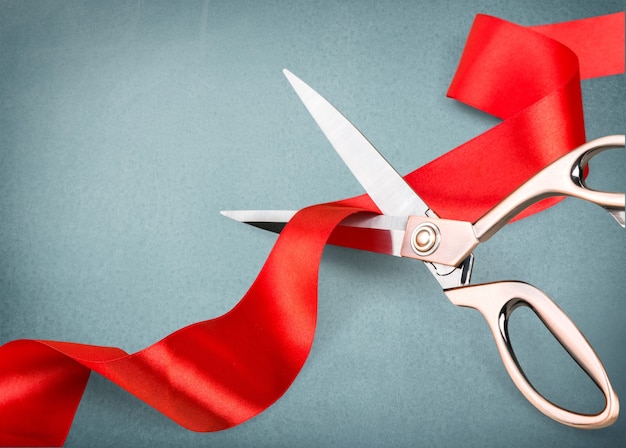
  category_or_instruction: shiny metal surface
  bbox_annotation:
[473,135,625,241]
[221,210,472,288]
[220,210,408,256]
[401,216,478,266]
[283,69,430,218]
[283,70,472,289]
[410,222,441,255]
[446,281,619,429]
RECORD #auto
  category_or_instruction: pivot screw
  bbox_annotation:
[411,222,441,256]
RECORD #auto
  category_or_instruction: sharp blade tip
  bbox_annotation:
[282,69,304,92]
[220,210,244,222]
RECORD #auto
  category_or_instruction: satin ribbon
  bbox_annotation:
[1,13,623,446]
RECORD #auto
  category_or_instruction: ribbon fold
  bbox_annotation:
[1,12,624,447]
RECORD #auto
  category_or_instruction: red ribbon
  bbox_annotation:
[1,13,623,446]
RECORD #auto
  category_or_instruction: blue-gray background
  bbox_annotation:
[1,1,624,446]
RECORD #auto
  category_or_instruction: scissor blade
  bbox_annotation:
[221,210,407,256]
[221,210,296,233]
[226,71,474,289]
[283,69,433,218]
[222,208,473,288]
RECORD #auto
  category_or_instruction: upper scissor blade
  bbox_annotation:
[283,69,433,218]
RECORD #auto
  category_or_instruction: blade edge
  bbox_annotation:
[283,69,433,218]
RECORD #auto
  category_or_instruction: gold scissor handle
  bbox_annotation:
[473,135,625,242]
[398,135,624,269]
[445,281,619,429]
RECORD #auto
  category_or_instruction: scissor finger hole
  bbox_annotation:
[505,304,606,415]
[572,141,624,193]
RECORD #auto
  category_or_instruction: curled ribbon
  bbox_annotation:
[1,13,624,446]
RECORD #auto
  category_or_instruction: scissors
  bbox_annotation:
[222,70,625,429]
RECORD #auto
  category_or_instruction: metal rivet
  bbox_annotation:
[411,222,440,256]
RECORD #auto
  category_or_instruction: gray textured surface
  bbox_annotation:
[0,1,624,446]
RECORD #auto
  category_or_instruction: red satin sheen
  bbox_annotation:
[0,13,624,447]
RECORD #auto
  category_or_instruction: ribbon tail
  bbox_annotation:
[0,204,371,446]
[0,341,93,446]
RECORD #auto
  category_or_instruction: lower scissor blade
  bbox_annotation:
[222,209,474,289]
[220,210,407,256]
[220,210,294,233]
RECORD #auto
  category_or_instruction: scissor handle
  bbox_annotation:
[445,281,619,429]
[474,135,625,241]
